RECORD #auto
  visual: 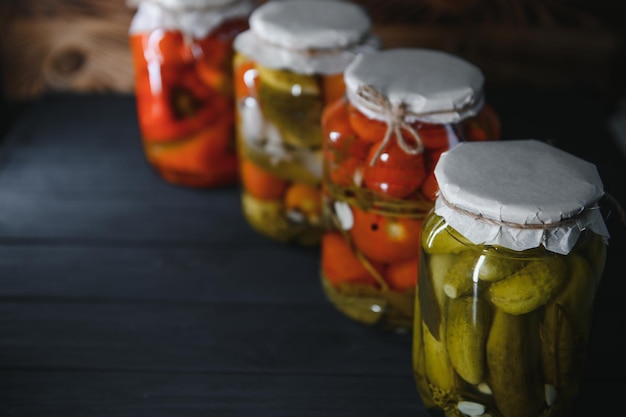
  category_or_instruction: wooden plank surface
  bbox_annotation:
[1,372,425,417]
[0,91,625,416]
[2,371,622,417]
[0,245,323,303]
[0,302,414,374]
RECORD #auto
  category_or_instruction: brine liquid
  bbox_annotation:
[413,213,606,417]
[234,55,345,246]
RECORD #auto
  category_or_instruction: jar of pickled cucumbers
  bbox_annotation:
[320,48,499,330]
[414,139,610,417]
[233,0,379,246]
[129,0,254,187]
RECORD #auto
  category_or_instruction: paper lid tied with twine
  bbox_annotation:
[234,0,379,75]
[434,139,610,255]
[345,48,485,126]
[129,0,254,39]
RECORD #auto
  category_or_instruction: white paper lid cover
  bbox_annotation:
[344,48,485,124]
[434,139,610,254]
[250,0,371,50]
[234,0,377,74]
[129,0,254,39]
[130,0,242,10]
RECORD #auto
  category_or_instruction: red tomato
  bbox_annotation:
[323,99,372,188]
[385,257,420,291]
[350,207,424,264]
[328,157,362,187]
[413,122,449,150]
[462,102,501,142]
[241,159,288,201]
[322,98,372,159]
[363,141,426,199]
[347,103,388,144]
[321,232,382,288]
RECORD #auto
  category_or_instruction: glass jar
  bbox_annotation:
[129,0,254,187]
[320,48,500,330]
[233,0,379,246]
[413,140,610,417]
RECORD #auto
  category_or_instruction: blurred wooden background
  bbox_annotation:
[1,0,625,101]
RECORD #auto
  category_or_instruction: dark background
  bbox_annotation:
[0,0,625,416]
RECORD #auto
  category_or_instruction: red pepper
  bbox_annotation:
[136,66,230,142]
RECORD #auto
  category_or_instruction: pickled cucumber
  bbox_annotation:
[241,191,287,233]
[442,252,477,299]
[241,143,321,187]
[541,254,594,403]
[423,321,456,394]
[413,286,436,409]
[321,277,384,325]
[487,309,546,417]
[258,86,324,148]
[488,257,568,315]
[241,191,322,245]
[421,215,470,255]
[446,296,491,385]
[256,66,324,148]
[256,65,320,95]
[475,252,527,282]
[419,253,455,339]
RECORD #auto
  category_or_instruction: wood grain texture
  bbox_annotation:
[0,0,134,99]
[1,0,625,99]
[0,302,415,374]
[0,372,425,417]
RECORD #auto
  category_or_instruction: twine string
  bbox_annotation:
[247,32,377,59]
[439,193,601,230]
[352,85,483,167]
[354,85,425,167]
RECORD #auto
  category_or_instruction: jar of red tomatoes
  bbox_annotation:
[414,139,609,417]
[129,0,254,187]
[233,0,379,246]
[320,48,500,330]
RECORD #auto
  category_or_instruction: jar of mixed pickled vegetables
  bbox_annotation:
[320,48,499,330]
[129,0,254,187]
[414,140,610,417]
[233,0,379,246]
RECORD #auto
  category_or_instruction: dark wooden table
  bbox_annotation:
[0,90,624,416]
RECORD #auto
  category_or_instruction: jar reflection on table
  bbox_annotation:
[233,0,378,246]
[129,0,254,188]
[413,140,610,417]
[320,49,500,330]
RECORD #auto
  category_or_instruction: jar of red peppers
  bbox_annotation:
[129,0,254,187]
[233,0,379,246]
[414,139,609,417]
[320,48,500,330]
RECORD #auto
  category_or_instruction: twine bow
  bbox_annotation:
[439,192,601,230]
[351,84,484,167]
[353,85,424,167]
